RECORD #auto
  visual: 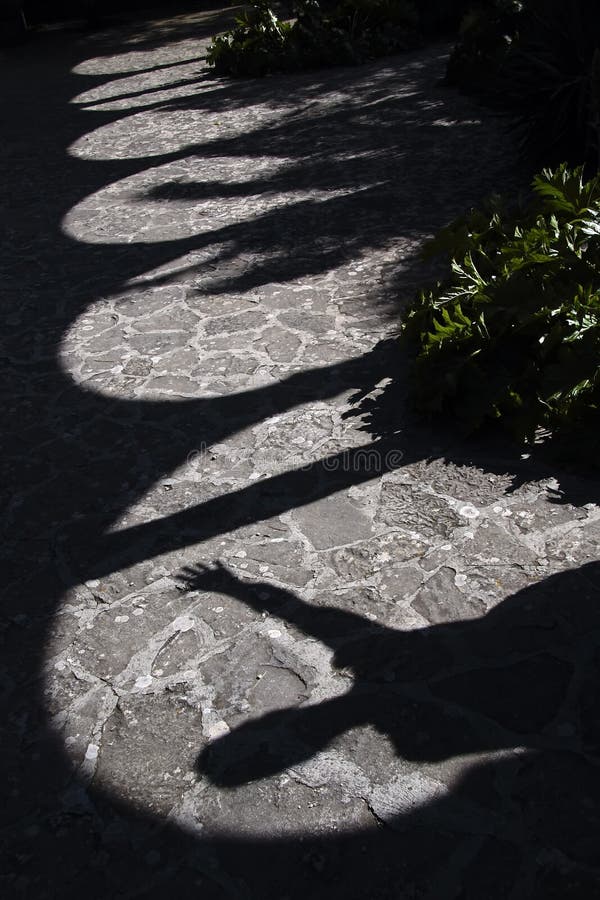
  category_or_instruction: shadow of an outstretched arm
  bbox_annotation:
[183,561,600,792]
[179,561,379,647]
[196,693,361,787]
[180,563,387,785]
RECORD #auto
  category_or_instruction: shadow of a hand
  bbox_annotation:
[178,560,238,594]
[179,560,295,618]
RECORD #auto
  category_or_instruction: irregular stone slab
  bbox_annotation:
[376,481,462,539]
[95,691,202,816]
[411,567,486,625]
[293,494,373,550]
[4,10,600,899]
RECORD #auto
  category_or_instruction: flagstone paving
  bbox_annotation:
[2,8,600,899]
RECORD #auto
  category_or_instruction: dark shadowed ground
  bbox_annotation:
[2,7,600,898]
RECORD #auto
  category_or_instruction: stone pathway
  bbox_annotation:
[2,8,600,899]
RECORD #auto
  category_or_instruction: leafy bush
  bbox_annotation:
[445,0,522,94]
[207,2,294,77]
[447,0,600,169]
[399,165,600,464]
[499,0,600,169]
[416,0,493,35]
[206,0,421,77]
[206,0,518,77]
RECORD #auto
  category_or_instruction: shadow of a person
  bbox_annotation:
[179,560,600,790]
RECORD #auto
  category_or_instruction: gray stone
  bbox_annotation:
[96,692,202,815]
[376,481,462,539]
[5,14,600,897]
[293,495,373,549]
[411,567,486,625]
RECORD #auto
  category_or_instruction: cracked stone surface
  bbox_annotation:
[2,7,600,899]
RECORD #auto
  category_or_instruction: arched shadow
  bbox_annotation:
[2,9,599,900]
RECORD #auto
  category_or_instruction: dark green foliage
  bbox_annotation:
[415,0,489,35]
[500,0,600,168]
[206,0,513,77]
[206,2,294,77]
[295,0,420,67]
[206,0,421,77]
[400,165,600,463]
[447,0,600,169]
[445,0,522,93]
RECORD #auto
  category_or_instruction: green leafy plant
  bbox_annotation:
[400,164,600,464]
[206,1,294,77]
[416,0,493,35]
[445,0,523,93]
[446,0,600,169]
[206,0,420,77]
[499,0,600,168]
